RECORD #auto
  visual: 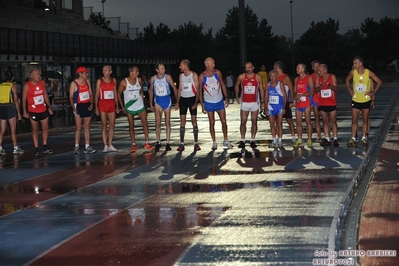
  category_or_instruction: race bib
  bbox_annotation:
[142,83,148,92]
[33,95,44,105]
[128,90,139,100]
[79,91,89,101]
[208,85,217,92]
[244,85,255,94]
[104,91,114,100]
[300,96,306,102]
[355,84,366,93]
[156,83,167,96]
[269,95,279,104]
[321,89,332,98]
[182,82,191,91]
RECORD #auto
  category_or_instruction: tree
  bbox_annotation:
[296,18,342,70]
[88,13,112,34]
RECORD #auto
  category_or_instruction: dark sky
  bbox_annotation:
[83,0,399,39]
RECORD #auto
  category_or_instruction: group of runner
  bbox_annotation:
[0,56,382,156]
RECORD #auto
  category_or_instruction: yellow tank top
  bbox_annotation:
[352,69,370,103]
[258,71,268,89]
[0,82,13,104]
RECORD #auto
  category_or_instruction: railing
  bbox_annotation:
[0,27,179,61]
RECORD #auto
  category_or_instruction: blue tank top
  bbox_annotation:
[153,74,172,108]
[267,81,284,111]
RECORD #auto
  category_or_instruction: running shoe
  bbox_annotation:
[320,138,331,146]
[292,139,304,148]
[177,143,185,151]
[333,139,339,147]
[166,143,171,151]
[130,145,137,153]
[0,149,6,155]
[269,140,277,148]
[194,143,201,151]
[307,140,313,148]
[155,142,161,152]
[43,147,53,154]
[250,141,257,148]
[277,141,283,149]
[13,146,24,154]
[144,142,154,151]
[361,139,368,146]
[347,139,356,147]
[211,141,218,150]
[84,146,96,154]
[316,137,322,143]
[102,145,109,153]
[223,140,234,149]
[238,141,245,149]
[33,148,39,156]
[108,145,118,152]
[74,146,79,154]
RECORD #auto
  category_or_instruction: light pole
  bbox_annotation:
[238,0,247,70]
[101,0,106,17]
[290,0,295,74]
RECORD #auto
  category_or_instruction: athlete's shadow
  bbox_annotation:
[159,149,200,180]
[194,150,228,179]
[236,148,273,173]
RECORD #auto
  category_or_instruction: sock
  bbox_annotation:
[326,137,331,142]
[0,146,2,150]
[241,139,245,142]
[361,136,366,140]
[250,139,255,142]
[278,138,282,143]
[272,138,276,142]
[333,137,337,140]
[132,143,136,146]
[85,144,89,149]
[75,144,79,148]
[180,126,185,143]
[193,126,198,143]
[352,137,356,141]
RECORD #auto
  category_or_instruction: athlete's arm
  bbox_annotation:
[345,70,354,96]
[69,81,77,114]
[42,80,53,115]
[11,84,21,120]
[113,78,119,113]
[117,79,126,114]
[329,75,338,92]
[87,80,94,111]
[176,73,183,105]
[216,70,229,107]
[193,72,200,104]
[198,74,206,114]
[234,74,243,104]
[256,74,265,105]
[94,78,101,115]
[368,71,382,96]
[22,82,29,118]
[280,81,287,107]
[167,74,178,106]
[307,77,314,96]
[149,76,155,111]
[284,75,294,103]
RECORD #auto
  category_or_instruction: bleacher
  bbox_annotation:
[0,1,123,39]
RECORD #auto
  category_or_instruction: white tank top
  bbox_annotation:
[180,72,197,98]
[203,74,223,103]
[123,78,144,111]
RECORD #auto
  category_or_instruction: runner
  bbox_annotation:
[345,56,382,146]
[293,63,315,148]
[234,62,265,149]
[95,65,119,153]
[149,63,178,152]
[225,71,235,103]
[118,66,154,153]
[0,70,24,155]
[22,69,53,156]
[258,65,268,119]
[311,60,322,142]
[198,57,233,150]
[69,66,96,154]
[265,70,286,148]
[175,59,201,152]
[273,61,296,144]
[314,64,339,146]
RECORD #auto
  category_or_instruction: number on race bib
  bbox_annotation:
[321,89,332,98]
[156,84,167,96]
[300,96,306,102]
[269,95,279,104]
[79,91,89,101]
[355,84,366,93]
[104,91,114,99]
[183,83,191,91]
[244,85,255,94]
[33,95,44,105]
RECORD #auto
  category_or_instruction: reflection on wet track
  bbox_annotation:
[0,85,397,265]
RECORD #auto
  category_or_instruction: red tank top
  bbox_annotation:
[241,73,259,103]
[99,78,115,100]
[277,73,285,82]
[311,73,319,103]
[318,74,336,106]
[27,81,47,113]
[76,81,91,104]
[296,75,311,109]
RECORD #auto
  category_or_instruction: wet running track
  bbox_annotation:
[0,84,398,266]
